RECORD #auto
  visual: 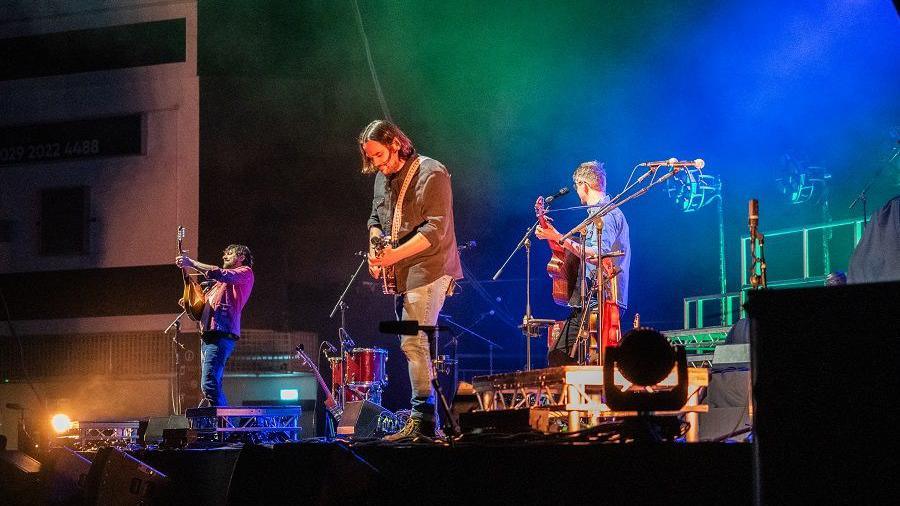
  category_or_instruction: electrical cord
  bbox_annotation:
[351,0,393,122]
[0,287,46,413]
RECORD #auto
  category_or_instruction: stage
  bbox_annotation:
[2,440,753,505]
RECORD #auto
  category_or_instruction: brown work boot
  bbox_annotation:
[382,417,434,442]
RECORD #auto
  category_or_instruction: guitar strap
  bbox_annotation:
[390,156,424,245]
[199,283,218,334]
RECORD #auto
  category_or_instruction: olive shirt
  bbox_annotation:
[367,153,463,293]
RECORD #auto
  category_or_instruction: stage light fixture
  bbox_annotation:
[665,167,721,213]
[51,413,73,434]
[776,154,830,205]
[615,328,677,387]
[603,328,689,412]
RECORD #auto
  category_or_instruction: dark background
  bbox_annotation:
[194,0,899,410]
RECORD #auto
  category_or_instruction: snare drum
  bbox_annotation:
[347,347,388,386]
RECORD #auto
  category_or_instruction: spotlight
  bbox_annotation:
[603,328,689,412]
[50,413,73,434]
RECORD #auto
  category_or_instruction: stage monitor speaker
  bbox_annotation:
[336,400,395,438]
[747,282,900,505]
[141,415,189,445]
[449,381,479,429]
[0,450,41,501]
[83,447,169,505]
[699,370,752,441]
[39,447,92,504]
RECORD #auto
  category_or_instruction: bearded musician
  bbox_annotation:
[534,161,630,366]
[361,120,464,440]
[176,245,255,407]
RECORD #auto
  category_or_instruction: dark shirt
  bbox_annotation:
[368,154,464,293]
[848,195,900,284]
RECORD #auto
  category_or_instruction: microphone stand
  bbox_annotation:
[164,311,188,414]
[492,219,547,371]
[557,164,677,365]
[560,166,682,242]
[329,252,367,410]
[439,314,503,375]
[849,147,899,227]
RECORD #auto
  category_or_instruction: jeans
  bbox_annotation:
[200,331,237,406]
[395,275,453,422]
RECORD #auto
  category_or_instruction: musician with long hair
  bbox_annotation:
[361,119,463,440]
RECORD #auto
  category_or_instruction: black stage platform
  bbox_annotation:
[0,441,752,505]
[2,441,752,505]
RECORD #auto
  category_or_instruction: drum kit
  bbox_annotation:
[328,347,388,405]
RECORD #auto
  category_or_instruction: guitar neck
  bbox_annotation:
[298,351,339,410]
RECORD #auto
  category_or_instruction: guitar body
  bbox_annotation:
[177,226,207,321]
[548,250,580,306]
[370,235,397,295]
[535,197,578,306]
[181,277,206,321]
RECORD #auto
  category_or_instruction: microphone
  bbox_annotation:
[322,341,338,355]
[639,158,705,170]
[749,199,759,239]
[458,240,477,251]
[544,187,570,204]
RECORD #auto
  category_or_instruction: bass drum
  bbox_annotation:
[347,347,388,386]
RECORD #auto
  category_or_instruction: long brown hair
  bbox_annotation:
[358,120,415,174]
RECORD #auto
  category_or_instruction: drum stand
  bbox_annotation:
[422,325,461,438]
[329,252,368,412]
[439,314,502,377]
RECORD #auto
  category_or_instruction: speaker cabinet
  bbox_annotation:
[39,447,92,504]
[336,400,397,438]
[83,447,169,505]
[747,282,900,505]
[141,415,189,446]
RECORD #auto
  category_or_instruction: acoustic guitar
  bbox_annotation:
[534,196,579,306]
[177,226,206,321]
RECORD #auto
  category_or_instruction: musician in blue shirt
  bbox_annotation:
[536,161,631,366]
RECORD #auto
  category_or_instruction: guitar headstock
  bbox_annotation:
[370,235,392,253]
[177,226,186,253]
[534,196,546,218]
[295,344,313,367]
